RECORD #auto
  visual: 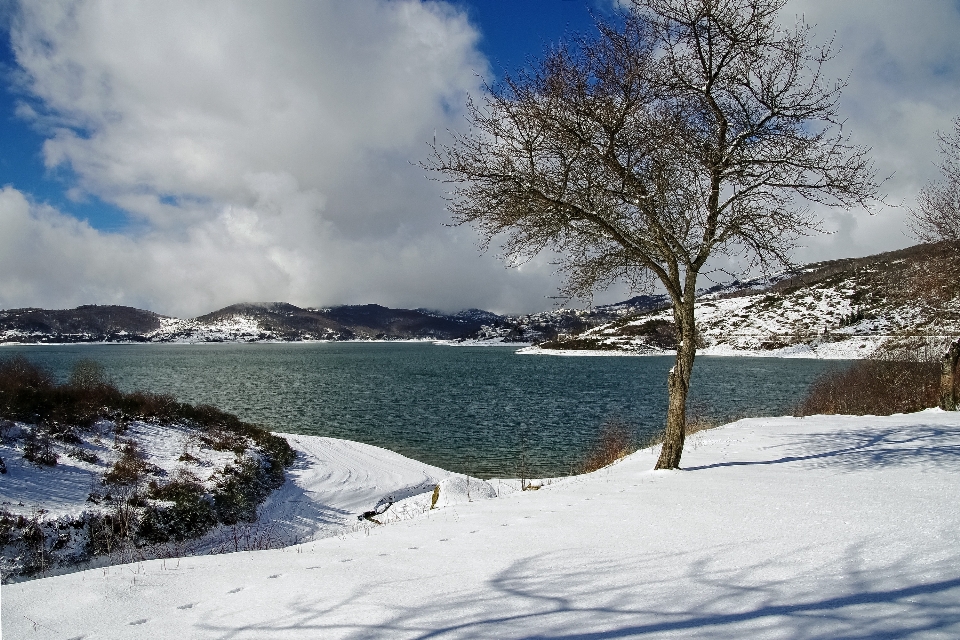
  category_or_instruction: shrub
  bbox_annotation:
[578,419,636,474]
[140,478,216,544]
[66,447,99,464]
[103,441,148,486]
[212,457,281,524]
[22,427,58,466]
[796,345,947,416]
[85,497,138,557]
[68,359,108,389]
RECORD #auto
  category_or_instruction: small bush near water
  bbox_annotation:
[577,419,636,474]
[796,344,952,416]
[577,412,720,474]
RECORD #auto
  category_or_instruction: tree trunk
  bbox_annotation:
[655,296,697,470]
[940,339,960,411]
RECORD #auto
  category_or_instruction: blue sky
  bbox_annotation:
[0,23,133,231]
[0,1,958,317]
[456,0,610,75]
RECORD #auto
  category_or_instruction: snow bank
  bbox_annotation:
[5,411,960,638]
[258,435,500,544]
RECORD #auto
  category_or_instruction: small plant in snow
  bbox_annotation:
[577,419,637,474]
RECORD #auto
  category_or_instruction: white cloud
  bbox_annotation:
[783,0,960,263]
[3,1,960,316]
[3,0,563,316]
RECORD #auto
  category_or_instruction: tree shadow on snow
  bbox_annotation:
[195,540,960,639]
[684,422,960,473]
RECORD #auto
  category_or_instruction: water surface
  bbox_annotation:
[1,343,843,476]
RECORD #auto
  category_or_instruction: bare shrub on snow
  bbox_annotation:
[797,343,947,416]
[578,419,637,474]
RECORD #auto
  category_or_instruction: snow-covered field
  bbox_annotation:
[4,411,960,639]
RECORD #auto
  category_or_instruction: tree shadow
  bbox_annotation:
[192,541,960,639]
[685,422,960,472]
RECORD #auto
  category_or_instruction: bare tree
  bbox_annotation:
[910,117,960,243]
[426,0,877,469]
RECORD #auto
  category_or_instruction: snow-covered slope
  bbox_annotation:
[5,411,960,639]
[537,241,960,358]
[0,429,499,581]
[255,435,502,545]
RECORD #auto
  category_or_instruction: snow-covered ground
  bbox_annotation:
[258,435,505,545]
[0,421,237,521]
[5,411,960,638]
[518,335,889,359]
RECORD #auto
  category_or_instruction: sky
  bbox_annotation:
[0,0,958,318]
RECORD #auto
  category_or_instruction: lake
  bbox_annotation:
[0,342,845,477]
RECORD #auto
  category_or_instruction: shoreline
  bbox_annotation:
[0,337,892,359]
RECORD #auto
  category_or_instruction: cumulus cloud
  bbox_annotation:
[3,0,561,316]
[2,1,959,315]
[783,0,960,263]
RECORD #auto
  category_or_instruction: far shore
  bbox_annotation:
[0,336,904,359]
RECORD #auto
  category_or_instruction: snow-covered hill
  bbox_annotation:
[2,242,958,353]
[535,241,960,358]
[4,411,959,638]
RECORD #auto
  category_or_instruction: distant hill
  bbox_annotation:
[0,302,501,344]
[0,305,163,343]
[0,297,661,346]
[537,241,960,357]
[3,241,957,353]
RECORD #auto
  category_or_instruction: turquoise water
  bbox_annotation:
[0,343,843,476]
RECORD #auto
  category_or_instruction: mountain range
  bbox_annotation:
[2,241,957,355]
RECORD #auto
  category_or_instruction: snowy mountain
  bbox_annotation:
[533,241,960,358]
[2,241,957,353]
[0,302,497,344]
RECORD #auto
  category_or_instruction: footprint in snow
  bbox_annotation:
[177,603,197,610]
[228,588,243,594]
[129,619,148,626]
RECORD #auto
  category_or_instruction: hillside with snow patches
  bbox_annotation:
[4,411,960,638]
[531,241,960,358]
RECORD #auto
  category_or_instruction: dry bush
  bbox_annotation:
[103,441,148,486]
[210,521,285,554]
[578,419,637,474]
[796,344,947,416]
[22,427,58,467]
